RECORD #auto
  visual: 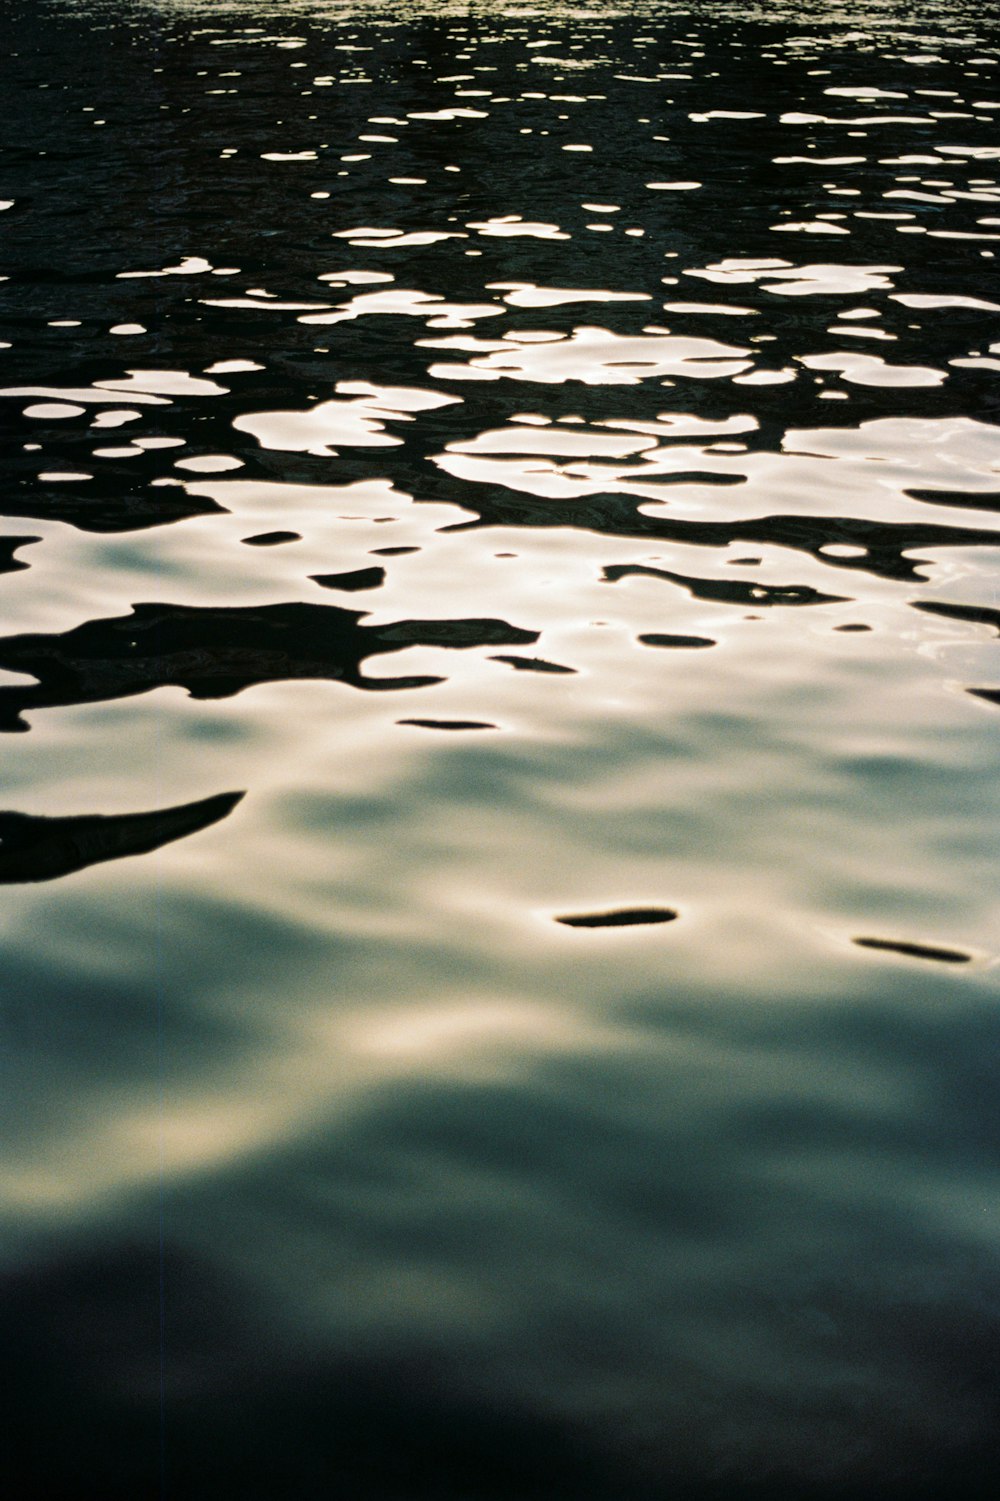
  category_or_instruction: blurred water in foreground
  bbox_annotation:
[1,2,999,1496]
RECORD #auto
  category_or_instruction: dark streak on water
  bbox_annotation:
[2,2,1000,1499]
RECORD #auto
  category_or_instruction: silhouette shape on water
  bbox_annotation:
[0,789,244,883]
[0,601,539,731]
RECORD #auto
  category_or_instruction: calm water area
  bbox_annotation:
[2,1,999,1495]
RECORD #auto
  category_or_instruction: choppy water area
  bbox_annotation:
[2,1,1000,1494]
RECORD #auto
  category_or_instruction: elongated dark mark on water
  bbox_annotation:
[905,488,1000,514]
[312,567,386,592]
[853,937,972,965]
[602,563,848,608]
[397,718,498,731]
[0,790,244,883]
[638,633,715,649]
[555,907,678,928]
[242,531,301,547]
[911,600,1000,636]
[490,654,577,674]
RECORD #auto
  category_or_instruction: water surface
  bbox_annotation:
[2,2,999,1496]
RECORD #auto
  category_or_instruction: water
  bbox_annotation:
[2,2,999,1495]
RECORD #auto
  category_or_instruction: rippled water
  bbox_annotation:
[2,2,999,1496]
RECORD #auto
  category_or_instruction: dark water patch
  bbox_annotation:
[490,654,576,675]
[641,470,747,487]
[241,530,301,547]
[834,623,872,633]
[854,937,973,965]
[311,566,386,593]
[4,1229,999,1501]
[603,563,848,608]
[0,790,243,884]
[911,600,1000,637]
[638,633,716,649]
[0,1242,628,1501]
[906,489,1000,515]
[0,535,40,574]
[0,604,538,731]
[375,617,538,650]
[2,477,226,534]
[966,688,1000,708]
[370,545,420,556]
[440,485,994,584]
[397,718,498,731]
[555,907,678,929]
